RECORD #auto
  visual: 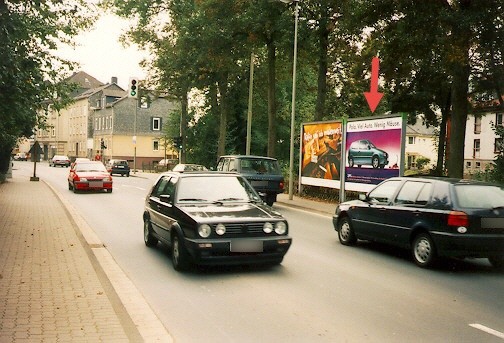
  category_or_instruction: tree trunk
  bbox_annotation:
[314,14,329,122]
[267,40,276,158]
[180,86,189,164]
[217,78,228,157]
[447,44,470,178]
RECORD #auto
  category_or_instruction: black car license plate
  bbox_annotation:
[230,240,263,252]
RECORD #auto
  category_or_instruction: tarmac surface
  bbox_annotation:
[0,169,337,342]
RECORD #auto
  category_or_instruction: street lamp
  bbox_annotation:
[280,0,299,200]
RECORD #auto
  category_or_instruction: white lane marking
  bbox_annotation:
[121,185,146,190]
[274,203,332,219]
[469,324,504,340]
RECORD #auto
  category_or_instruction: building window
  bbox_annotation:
[473,139,480,158]
[140,96,150,109]
[475,162,481,169]
[497,113,503,127]
[495,138,503,153]
[466,161,472,169]
[51,128,56,137]
[152,117,161,131]
[474,116,481,134]
[408,136,415,144]
[407,155,416,168]
[153,140,159,151]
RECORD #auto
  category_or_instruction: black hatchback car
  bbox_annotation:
[333,176,504,269]
[143,171,292,271]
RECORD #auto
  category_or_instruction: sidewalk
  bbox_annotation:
[0,174,172,342]
[0,170,335,342]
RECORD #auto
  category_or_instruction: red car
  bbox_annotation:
[68,161,113,193]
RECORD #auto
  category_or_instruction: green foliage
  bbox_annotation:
[415,156,431,170]
[0,0,96,173]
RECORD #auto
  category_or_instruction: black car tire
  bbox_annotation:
[126,173,130,177]
[412,232,437,268]
[372,156,379,169]
[348,157,354,168]
[488,256,504,269]
[143,219,158,247]
[171,234,191,271]
[107,188,113,193]
[68,182,72,190]
[338,217,357,246]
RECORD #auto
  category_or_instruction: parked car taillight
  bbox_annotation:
[447,211,468,227]
[279,181,284,190]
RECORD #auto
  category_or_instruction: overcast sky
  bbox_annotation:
[57,13,147,90]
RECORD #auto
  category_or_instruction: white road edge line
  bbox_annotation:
[469,323,504,340]
[274,203,332,218]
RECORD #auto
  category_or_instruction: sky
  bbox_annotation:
[56,13,148,90]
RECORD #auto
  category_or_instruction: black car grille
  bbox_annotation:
[222,223,266,237]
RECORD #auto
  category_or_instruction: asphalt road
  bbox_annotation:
[13,161,504,342]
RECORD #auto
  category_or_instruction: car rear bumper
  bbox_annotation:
[74,181,113,191]
[432,232,504,258]
[183,236,292,265]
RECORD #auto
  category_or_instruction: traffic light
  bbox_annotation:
[173,136,182,150]
[128,77,138,98]
[100,138,107,149]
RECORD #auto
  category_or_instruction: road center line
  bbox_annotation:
[469,323,504,340]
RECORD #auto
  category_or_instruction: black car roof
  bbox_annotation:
[389,176,499,186]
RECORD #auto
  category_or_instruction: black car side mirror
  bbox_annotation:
[160,194,172,203]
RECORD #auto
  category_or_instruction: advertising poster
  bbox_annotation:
[300,121,343,189]
[345,116,404,192]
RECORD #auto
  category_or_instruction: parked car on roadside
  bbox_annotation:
[68,161,113,193]
[106,159,130,177]
[333,176,504,269]
[347,139,388,169]
[171,163,208,172]
[143,171,292,271]
[216,155,284,206]
[13,152,28,161]
[50,155,71,167]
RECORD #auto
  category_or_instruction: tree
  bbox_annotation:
[0,0,96,176]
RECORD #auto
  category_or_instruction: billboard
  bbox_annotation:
[300,121,343,189]
[344,116,404,192]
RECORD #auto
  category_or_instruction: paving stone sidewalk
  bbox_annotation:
[0,175,167,342]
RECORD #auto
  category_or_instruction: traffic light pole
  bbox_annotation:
[133,101,137,174]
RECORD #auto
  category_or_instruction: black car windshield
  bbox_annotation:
[454,184,504,208]
[177,176,260,203]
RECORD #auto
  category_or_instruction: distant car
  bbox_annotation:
[68,161,113,193]
[106,159,130,177]
[13,152,28,161]
[143,171,292,271]
[216,155,284,206]
[50,155,71,167]
[347,139,388,169]
[156,158,178,172]
[333,176,504,269]
[171,164,208,172]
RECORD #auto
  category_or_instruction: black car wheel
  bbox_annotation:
[372,156,379,169]
[338,217,357,246]
[143,219,158,247]
[488,256,504,269]
[412,232,437,268]
[68,182,72,190]
[348,157,354,168]
[171,234,191,271]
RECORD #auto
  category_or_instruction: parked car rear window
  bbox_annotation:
[239,158,280,174]
[454,184,504,208]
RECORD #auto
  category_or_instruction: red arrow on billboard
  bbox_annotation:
[364,57,384,113]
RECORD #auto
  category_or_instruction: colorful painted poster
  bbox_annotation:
[300,121,343,188]
[344,116,403,191]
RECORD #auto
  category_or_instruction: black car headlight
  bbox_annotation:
[275,221,287,235]
[263,222,273,234]
[215,223,226,236]
[198,224,211,238]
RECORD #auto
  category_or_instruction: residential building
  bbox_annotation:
[405,121,438,170]
[465,96,503,174]
[93,93,179,168]
[37,71,179,167]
